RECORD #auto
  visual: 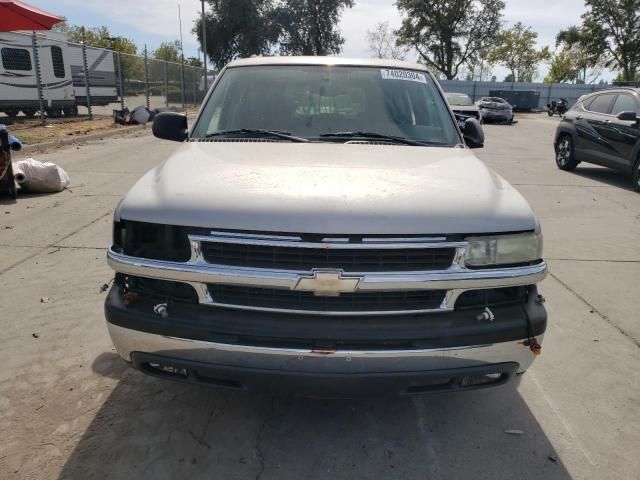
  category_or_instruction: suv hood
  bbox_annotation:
[448,105,479,112]
[116,142,538,235]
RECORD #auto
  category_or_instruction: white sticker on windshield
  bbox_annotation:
[380,69,427,83]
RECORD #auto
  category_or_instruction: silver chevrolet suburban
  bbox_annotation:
[105,57,547,396]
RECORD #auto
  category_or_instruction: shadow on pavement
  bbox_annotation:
[91,352,128,380]
[0,191,67,205]
[571,166,634,191]
[58,360,574,480]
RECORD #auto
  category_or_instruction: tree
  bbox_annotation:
[194,0,280,70]
[462,48,495,81]
[614,71,640,82]
[54,22,137,54]
[488,22,551,82]
[366,21,409,60]
[544,50,578,83]
[395,0,504,80]
[154,40,182,62]
[186,57,203,67]
[581,0,640,81]
[275,0,354,55]
[555,26,606,83]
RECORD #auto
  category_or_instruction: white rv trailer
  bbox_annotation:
[0,31,118,118]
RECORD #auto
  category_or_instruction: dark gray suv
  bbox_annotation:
[554,88,640,191]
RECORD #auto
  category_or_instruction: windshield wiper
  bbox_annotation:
[205,129,309,143]
[318,131,429,146]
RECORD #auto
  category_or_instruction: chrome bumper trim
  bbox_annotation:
[107,246,546,314]
[108,323,542,374]
[107,247,546,292]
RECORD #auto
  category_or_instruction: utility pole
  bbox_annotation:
[31,32,45,126]
[179,4,186,108]
[144,44,150,109]
[108,37,125,110]
[200,0,208,92]
[81,28,93,120]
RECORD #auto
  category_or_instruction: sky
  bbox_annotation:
[26,0,610,81]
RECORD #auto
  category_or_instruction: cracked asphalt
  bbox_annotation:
[1,115,639,479]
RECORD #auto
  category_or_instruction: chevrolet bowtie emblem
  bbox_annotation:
[294,270,362,296]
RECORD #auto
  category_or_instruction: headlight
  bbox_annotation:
[465,232,543,267]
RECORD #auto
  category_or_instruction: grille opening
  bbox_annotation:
[140,361,243,389]
[405,372,508,393]
[147,362,189,377]
[405,378,453,392]
[201,242,456,272]
[454,286,528,309]
[117,221,191,262]
[208,284,446,313]
[117,275,199,304]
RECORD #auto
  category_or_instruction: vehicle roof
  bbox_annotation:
[585,87,640,97]
[226,56,429,72]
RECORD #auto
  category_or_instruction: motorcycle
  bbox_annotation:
[547,98,568,117]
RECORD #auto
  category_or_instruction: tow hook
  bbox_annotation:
[476,307,495,322]
[153,303,168,318]
[523,338,542,356]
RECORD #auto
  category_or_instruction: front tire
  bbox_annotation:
[63,105,78,117]
[632,158,640,192]
[547,110,554,117]
[46,108,63,118]
[555,135,579,171]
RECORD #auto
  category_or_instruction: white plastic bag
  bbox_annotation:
[12,158,70,193]
[130,105,152,124]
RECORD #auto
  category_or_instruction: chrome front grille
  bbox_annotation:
[207,284,447,314]
[200,239,456,272]
[108,228,547,316]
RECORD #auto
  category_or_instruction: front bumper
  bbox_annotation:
[480,109,512,121]
[129,350,521,396]
[105,285,546,395]
[106,246,547,315]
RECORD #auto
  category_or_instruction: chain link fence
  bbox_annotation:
[0,31,207,129]
[4,30,612,128]
[439,80,608,110]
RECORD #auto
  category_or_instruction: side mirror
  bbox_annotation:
[616,111,637,122]
[462,118,484,148]
[152,112,188,142]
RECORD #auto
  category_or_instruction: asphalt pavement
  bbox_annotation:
[0,115,639,480]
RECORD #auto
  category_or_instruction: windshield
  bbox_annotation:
[192,65,459,145]
[445,93,474,106]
